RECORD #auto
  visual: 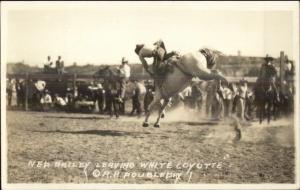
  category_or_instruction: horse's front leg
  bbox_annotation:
[154,98,170,128]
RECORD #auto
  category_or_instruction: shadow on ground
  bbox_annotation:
[31,129,151,137]
[43,116,107,120]
[173,121,219,126]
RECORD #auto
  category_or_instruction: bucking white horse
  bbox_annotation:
[135,43,227,128]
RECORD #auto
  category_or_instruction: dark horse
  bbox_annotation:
[254,64,279,124]
[94,66,122,118]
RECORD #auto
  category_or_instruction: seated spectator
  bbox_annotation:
[53,94,67,110]
[40,90,52,111]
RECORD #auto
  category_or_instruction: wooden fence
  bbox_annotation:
[6,50,290,111]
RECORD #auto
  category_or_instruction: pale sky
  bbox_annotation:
[2,2,297,66]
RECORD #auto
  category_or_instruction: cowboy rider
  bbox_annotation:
[136,39,178,87]
[259,54,279,94]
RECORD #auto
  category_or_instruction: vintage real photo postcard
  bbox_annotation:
[1,1,300,190]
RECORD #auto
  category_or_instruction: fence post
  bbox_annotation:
[279,51,285,89]
[73,73,77,97]
[25,73,29,111]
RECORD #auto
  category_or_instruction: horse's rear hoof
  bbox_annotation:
[143,122,149,127]
[154,124,160,128]
[161,113,165,118]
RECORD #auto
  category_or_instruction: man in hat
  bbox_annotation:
[151,39,180,88]
[259,54,279,95]
[285,58,294,81]
[259,54,275,79]
[118,57,131,103]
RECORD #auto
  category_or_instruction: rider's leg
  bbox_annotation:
[119,78,127,102]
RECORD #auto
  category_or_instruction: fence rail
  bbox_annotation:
[6,73,257,83]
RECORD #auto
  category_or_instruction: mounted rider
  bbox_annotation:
[258,54,278,94]
[135,39,179,88]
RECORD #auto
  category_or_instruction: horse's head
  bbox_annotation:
[94,66,110,79]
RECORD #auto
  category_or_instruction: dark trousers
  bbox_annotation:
[223,99,232,117]
[7,90,12,107]
[144,92,154,112]
[131,89,142,115]
[97,92,105,113]
[107,93,119,118]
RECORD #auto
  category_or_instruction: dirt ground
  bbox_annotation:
[6,109,295,184]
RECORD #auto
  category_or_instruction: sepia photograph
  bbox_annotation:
[1,1,299,190]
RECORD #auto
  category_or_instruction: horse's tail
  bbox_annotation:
[199,48,224,69]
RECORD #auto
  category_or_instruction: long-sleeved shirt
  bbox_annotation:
[119,64,131,78]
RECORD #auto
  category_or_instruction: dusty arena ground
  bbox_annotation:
[6,109,295,184]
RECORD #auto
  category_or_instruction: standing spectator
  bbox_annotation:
[285,59,295,94]
[235,79,248,120]
[96,83,105,113]
[88,82,104,112]
[15,79,25,108]
[55,56,63,74]
[178,86,192,108]
[222,82,234,117]
[7,78,14,107]
[205,80,215,117]
[144,81,154,112]
[131,80,146,116]
[211,80,224,120]
[191,82,203,111]
[60,61,65,74]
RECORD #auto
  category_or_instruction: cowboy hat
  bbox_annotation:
[264,54,274,61]
[153,39,163,45]
[121,57,128,63]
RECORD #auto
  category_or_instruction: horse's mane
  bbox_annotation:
[199,48,224,69]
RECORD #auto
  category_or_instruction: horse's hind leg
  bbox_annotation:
[143,92,162,127]
[154,98,170,128]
